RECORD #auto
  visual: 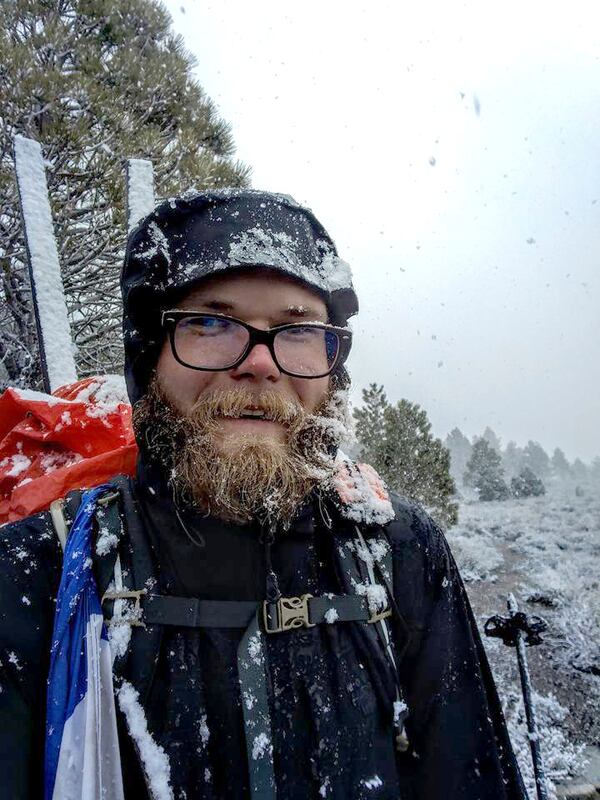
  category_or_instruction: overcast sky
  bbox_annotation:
[162,0,600,463]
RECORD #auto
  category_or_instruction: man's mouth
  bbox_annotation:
[239,408,267,419]
[220,407,274,421]
[199,393,303,427]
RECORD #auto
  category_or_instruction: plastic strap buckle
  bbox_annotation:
[101,588,147,628]
[263,593,315,634]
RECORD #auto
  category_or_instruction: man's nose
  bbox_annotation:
[230,343,281,381]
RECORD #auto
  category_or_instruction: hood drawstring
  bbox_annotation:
[174,505,206,548]
[317,490,333,530]
[261,521,282,603]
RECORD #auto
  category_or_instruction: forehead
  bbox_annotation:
[175,269,329,320]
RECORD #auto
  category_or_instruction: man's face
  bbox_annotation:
[155,270,331,452]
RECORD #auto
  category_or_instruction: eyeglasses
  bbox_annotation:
[161,311,352,379]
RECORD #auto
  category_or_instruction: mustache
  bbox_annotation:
[187,387,306,428]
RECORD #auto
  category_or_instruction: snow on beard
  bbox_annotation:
[133,375,350,527]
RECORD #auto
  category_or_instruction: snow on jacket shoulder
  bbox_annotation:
[0,510,62,798]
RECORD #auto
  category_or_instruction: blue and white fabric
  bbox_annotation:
[44,484,124,800]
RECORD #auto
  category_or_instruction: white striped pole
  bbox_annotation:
[13,135,77,393]
[125,158,155,234]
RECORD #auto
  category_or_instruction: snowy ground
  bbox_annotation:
[447,480,600,799]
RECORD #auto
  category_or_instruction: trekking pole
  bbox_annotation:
[484,593,549,800]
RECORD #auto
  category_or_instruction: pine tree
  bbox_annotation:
[551,447,570,478]
[354,384,458,529]
[463,439,510,501]
[352,383,388,467]
[481,426,502,453]
[571,458,589,482]
[444,427,472,486]
[502,441,523,477]
[521,441,551,478]
[502,440,524,479]
[0,0,250,389]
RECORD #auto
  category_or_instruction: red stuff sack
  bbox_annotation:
[0,375,138,524]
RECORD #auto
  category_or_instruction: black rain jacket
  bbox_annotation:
[0,456,527,800]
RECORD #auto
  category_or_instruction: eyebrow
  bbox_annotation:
[283,304,324,319]
[187,299,235,312]
[183,299,326,321]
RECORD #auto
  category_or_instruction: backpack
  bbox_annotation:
[49,468,411,800]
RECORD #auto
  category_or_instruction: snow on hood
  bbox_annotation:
[224,226,353,295]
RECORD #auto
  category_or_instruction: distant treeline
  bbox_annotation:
[352,384,599,524]
[445,426,599,500]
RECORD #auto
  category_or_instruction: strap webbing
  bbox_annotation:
[237,613,276,800]
[306,594,372,624]
[48,489,83,550]
[144,597,258,628]
[49,499,68,550]
[108,593,375,630]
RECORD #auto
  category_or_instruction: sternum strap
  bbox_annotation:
[103,593,377,630]
[144,597,258,628]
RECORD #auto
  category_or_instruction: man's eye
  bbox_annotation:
[181,317,230,334]
[283,326,321,340]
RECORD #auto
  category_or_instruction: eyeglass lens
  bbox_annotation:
[173,315,339,376]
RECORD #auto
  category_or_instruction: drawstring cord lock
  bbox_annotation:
[265,570,281,603]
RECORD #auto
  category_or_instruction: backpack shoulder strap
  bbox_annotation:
[49,499,68,550]
[334,523,410,751]
[47,484,125,600]
[48,489,84,550]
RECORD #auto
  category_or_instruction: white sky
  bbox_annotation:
[163,0,600,462]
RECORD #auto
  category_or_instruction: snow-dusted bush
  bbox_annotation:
[511,467,546,498]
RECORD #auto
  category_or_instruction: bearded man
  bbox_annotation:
[0,190,527,800]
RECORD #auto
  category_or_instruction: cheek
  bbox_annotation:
[293,377,330,414]
[155,343,213,412]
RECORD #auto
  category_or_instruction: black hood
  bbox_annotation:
[121,188,359,406]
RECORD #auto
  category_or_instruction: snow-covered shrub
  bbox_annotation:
[511,467,546,498]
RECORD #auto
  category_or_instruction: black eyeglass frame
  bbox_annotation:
[161,310,353,379]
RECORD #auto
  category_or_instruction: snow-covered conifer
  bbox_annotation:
[480,426,502,453]
[571,458,589,482]
[551,447,570,478]
[0,0,250,388]
[521,441,551,479]
[463,439,510,501]
[354,383,458,528]
[445,427,472,487]
[502,440,524,480]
